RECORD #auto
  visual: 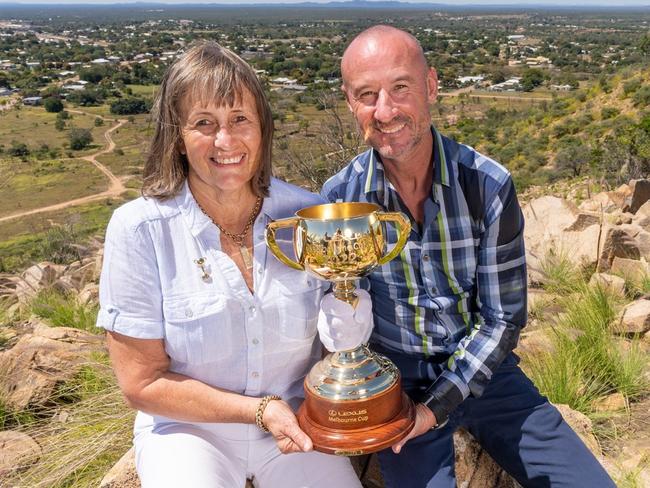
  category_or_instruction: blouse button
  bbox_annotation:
[185,308,193,318]
[251,371,260,378]
[423,255,430,262]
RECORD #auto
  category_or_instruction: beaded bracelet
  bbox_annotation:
[255,395,281,433]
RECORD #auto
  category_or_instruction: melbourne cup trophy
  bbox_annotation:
[265,202,415,456]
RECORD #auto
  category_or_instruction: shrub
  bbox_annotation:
[8,141,29,157]
[601,107,620,120]
[109,96,150,115]
[43,97,64,113]
[68,128,93,150]
[94,117,104,127]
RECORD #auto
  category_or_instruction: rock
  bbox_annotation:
[610,257,650,283]
[636,200,650,219]
[598,227,641,271]
[0,324,104,410]
[627,179,650,214]
[0,430,42,479]
[454,429,518,487]
[15,262,65,304]
[78,283,99,305]
[99,447,140,488]
[523,197,604,283]
[592,392,628,412]
[617,299,650,336]
[578,192,620,213]
[589,273,626,296]
[517,328,555,357]
[553,404,601,455]
[616,438,650,487]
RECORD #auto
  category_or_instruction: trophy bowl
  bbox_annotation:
[265,202,415,455]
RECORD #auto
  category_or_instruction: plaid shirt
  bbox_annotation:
[321,127,527,423]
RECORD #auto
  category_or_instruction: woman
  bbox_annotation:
[97,42,361,487]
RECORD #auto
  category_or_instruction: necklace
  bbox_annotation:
[197,195,263,270]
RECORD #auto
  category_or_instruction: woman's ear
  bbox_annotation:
[178,140,186,155]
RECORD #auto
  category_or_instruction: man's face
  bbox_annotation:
[342,39,437,164]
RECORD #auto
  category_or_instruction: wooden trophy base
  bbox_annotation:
[297,384,415,456]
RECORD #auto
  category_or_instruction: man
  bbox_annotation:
[319,25,614,487]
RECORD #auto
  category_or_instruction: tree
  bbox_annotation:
[521,68,545,92]
[110,97,150,115]
[68,128,93,150]
[44,97,64,113]
[55,118,65,131]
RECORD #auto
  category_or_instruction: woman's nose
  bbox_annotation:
[213,126,234,147]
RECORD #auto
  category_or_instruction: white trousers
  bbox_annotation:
[134,421,362,488]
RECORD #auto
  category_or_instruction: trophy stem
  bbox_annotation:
[333,280,358,306]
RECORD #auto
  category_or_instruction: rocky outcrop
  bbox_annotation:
[0,431,42,480]
[0,323,104,410]
[617,299,650,336]
[99,448,139,488]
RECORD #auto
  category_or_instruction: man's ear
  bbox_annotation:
[341,84,354,113]
[427,67,438,103]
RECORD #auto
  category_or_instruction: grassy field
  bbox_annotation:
[0,106,111,156]
[0,158,108,217]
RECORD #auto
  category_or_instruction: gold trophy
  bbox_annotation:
[265,202,415,455]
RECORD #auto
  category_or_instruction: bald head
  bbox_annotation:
[341,26,428,84]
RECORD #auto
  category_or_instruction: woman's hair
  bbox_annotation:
[142,41,273,199]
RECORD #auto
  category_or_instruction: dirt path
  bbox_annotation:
[0,114,128,223]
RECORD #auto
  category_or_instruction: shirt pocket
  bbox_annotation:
[162,293,232,365]
[274,272,322,341]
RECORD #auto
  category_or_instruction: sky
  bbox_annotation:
[0,0,648,5]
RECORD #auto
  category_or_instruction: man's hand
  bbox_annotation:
[392,403,437,454]
[317,290,374,352]
[262,399,313,454]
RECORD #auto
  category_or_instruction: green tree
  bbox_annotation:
[109,97,150,115]
[44,97,64,113]
[521,68,545,92]
[68,128,93,150]
[54,118,65,131]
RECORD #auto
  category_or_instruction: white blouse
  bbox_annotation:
[97,178,328,430]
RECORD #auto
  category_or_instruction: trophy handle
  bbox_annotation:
[265,217,304,271]
[376,212,412,266]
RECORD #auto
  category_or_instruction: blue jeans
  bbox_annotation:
[374,349,615,488]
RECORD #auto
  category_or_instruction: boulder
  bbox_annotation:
[598,227,641,271]
[78,283,99,305]
[578,192,620,213]
[15,262,65,304]
[627,179,650,214]
[592,392,627,413]
[99,448,140,488]
[517,328,555,357]
[454,429,519,487]
[617,299,650,336]
[610,257,650,283]
[554,404,601,455]
[589,273,626,296]
[0,430,42,479]
[523,197,604,282]
[0,324,104,410]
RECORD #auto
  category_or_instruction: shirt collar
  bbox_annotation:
[363,126,452,201]
[175,179,213,238]
[175,177,286,238]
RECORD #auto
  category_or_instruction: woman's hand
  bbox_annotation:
[317,289,374,352]
[262,399,313,454]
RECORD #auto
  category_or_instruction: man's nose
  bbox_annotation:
[374,89,397,123]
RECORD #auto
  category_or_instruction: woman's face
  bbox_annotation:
[180,88,262,198]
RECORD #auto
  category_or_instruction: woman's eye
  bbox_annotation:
[234,115,248,124]
[195,119,212,126]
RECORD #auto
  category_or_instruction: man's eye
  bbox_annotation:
[394,84,408,92]
[358,91,377,103]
